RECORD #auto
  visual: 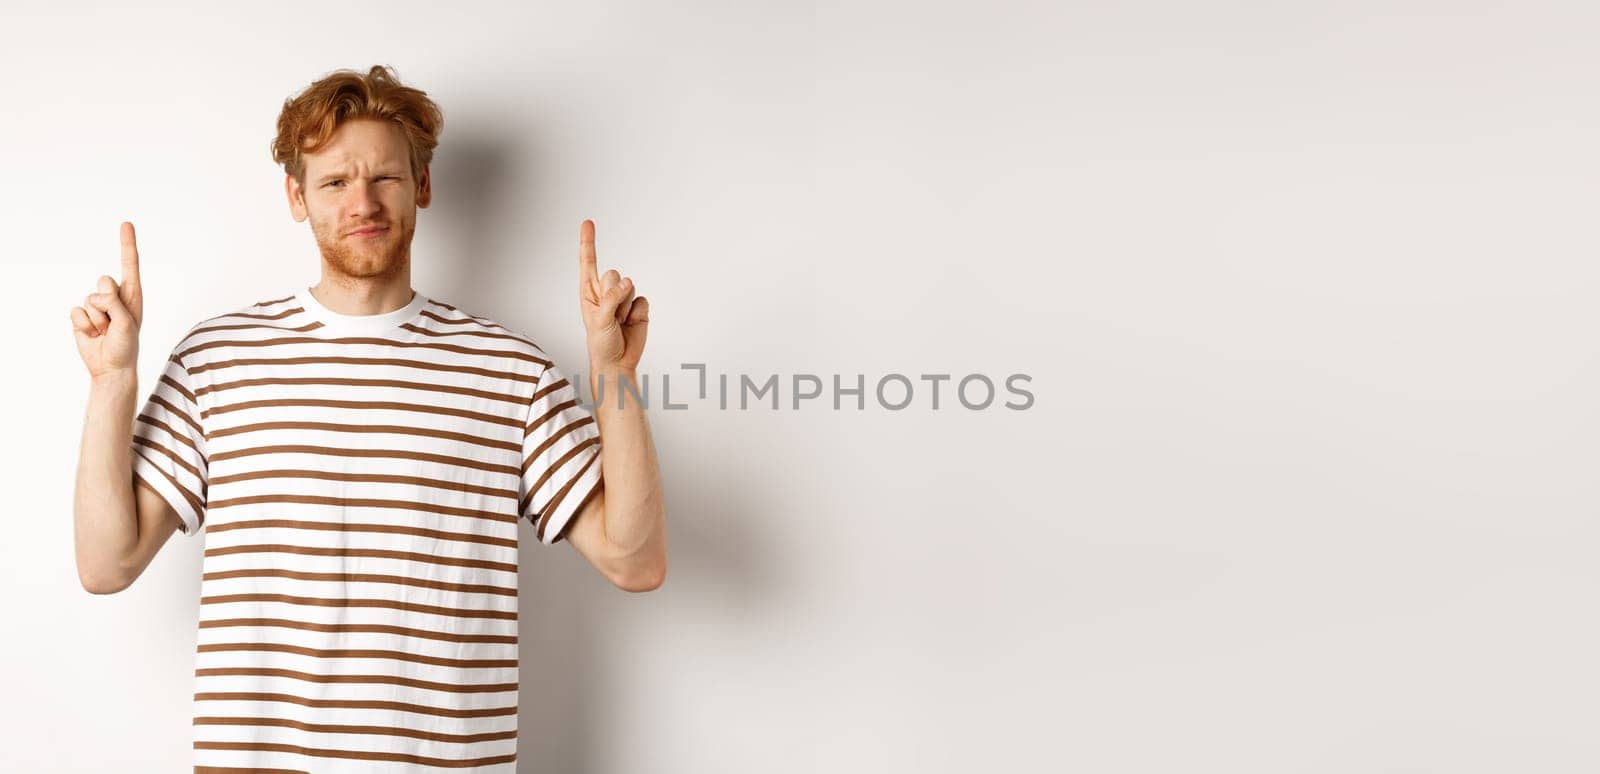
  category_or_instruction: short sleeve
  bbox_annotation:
[519,360,604,545]
[130,346,208,536]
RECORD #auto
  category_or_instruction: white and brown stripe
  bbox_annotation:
[131,287,603,772]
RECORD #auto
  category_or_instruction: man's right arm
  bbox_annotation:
[73,368,182,594]
[71,221,182,595]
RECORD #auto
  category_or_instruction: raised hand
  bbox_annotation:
[577,219,649,370]
[70,221,145,381]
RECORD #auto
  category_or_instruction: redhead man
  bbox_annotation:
[70,65,665,772]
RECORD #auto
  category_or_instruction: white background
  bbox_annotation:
[5,1,1599,771]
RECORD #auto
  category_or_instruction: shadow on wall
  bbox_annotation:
[428,128,778,770]
[513,458,771,772]
[421,129,517,303]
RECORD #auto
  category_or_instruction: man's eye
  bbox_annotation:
[324,180,344,188]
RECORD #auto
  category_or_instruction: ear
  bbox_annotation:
[285,173,308,222]
[416,164,432,209]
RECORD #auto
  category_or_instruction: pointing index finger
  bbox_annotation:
[579,219,599,296]
[120,221,143,322]
[120,221,141,288]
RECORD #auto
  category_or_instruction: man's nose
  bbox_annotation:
[347,180,382,217]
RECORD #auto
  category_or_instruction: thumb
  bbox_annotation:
[93,277,135,329]
[622,296,649,350]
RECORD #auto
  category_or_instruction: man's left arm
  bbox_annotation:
[562,219,667,592]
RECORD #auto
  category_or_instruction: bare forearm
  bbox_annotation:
[589,365,665,557]
[74,369,140,590]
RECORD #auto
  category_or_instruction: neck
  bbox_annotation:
[310,271,415,316]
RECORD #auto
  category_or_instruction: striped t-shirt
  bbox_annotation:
[129,286,604,772]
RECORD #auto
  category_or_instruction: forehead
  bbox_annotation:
[302,119,410,174]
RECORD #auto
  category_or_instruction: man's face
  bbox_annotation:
[286,118,432,280]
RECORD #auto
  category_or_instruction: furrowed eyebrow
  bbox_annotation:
[313,170,405,185]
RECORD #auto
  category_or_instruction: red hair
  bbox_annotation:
[270,65,444,185]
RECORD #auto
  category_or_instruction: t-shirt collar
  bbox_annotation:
[296,285,429,336]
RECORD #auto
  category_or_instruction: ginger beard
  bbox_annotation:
[308,208,417,281]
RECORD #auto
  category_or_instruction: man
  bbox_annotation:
[69,65,667,771]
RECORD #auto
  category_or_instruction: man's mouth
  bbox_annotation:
[348,225,388,238]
